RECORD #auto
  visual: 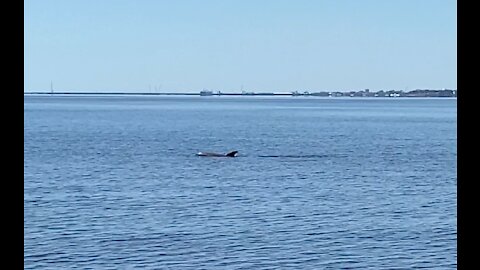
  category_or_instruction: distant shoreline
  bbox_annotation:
[24,90,457,98]
[23,92,290,96]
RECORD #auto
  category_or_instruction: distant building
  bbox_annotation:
[353,91,364,97]
[311,92,329,97]
[200,90,213,96]
[242,91,255,95]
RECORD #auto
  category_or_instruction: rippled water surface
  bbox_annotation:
[24,96,457,269]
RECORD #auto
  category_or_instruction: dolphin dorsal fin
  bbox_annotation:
[225,151,238,157]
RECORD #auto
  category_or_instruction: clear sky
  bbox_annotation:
[24,0,457,93]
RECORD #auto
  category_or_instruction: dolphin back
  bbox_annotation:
[196,152,224,157]
[196,150,238,157]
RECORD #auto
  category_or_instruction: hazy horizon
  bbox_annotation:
[24,0,457,93]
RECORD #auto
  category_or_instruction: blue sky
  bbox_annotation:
[24,0,456,93]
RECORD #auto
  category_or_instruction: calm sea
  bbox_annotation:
[24,95,457,269]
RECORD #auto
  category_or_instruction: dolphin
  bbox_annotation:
[196,150,238,157]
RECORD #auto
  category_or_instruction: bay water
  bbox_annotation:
[24,96,457,269]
